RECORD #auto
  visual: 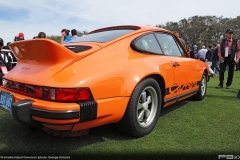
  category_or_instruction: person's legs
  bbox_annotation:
[212,60,220,73]
[235,62,239,71]
[237,90,240,98]
[226,59,235,87]
[214,68,218,74]
[0,71,3,85]
[217,61,227,87]
[215,61,220,72]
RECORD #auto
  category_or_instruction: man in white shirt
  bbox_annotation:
[71,29,79,40]
[197,46,208,61]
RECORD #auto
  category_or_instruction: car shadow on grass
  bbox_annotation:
[0,113,132,156]
[160,100,190,117]
[0,99,192,156]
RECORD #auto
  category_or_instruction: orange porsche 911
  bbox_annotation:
[0,25,209,137]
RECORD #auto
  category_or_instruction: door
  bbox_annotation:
[154,32,200,97]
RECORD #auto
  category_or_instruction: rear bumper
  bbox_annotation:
[0,88,129,131]
[12,99,97,128]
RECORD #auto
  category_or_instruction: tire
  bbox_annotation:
[117,78,162,138]
[192,72,207,101]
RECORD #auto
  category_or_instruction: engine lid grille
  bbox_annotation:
[65,45,92,53]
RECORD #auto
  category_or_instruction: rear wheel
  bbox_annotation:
[117,78,162,138]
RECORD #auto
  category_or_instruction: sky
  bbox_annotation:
[0,0,239,44]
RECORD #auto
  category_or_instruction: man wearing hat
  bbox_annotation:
[190,45,198,59]
[216,29,240,89]
[18,32,25,41]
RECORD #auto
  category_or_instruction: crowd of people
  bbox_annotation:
[0,38,16,85]
[61,29,80,43]
[188,28,240,98]
[12,28,79,43]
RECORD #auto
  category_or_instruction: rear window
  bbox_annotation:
[69,29,136,43]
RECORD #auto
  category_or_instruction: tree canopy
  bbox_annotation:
[156,15,240,50]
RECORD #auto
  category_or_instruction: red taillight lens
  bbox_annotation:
[56,88,92,101]
[43,87,93,102]
[3,79,93,102]
[2,79,42,99]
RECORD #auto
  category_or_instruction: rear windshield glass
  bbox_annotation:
[68,29,136,43]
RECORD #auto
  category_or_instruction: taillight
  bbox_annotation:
[43,87,93,102]
[3,79,93,102]
[2,79,43,99]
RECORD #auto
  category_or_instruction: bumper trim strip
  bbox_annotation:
[30,108,79,120]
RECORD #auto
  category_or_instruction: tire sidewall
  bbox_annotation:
[194,72,207,100]
[128,78,161,137]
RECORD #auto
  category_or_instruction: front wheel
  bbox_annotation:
[117,78,162,138]
[192,72,207,100]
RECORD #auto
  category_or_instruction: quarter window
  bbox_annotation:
[134,34,162,54]
[155,33,182,56]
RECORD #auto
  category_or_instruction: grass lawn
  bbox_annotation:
[0,71,240,160]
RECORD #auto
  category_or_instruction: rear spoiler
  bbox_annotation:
[9,39,82,65]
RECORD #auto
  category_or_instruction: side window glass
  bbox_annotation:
[134,33,162,54]
[175,39,187,57]
[155,33,182,56]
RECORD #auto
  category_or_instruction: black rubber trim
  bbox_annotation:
[30,108,79,120]
[78,101,97,122]
[11,99,43,128]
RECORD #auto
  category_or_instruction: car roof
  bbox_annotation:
[88,25,170,35]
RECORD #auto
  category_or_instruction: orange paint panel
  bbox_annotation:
[32,100,80,111]
[7,39,101,86]
[72,97,129,131]
[95,97,129,118]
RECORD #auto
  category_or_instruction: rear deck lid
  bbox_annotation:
[5,39,101,85]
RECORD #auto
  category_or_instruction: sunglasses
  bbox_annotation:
[227,32,233,34]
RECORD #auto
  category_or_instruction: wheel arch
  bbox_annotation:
[148,74,165,108]
[117,74,165,137]
[205,68,210,82]
[131,74,166,109]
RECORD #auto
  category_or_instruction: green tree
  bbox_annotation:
[156,15,240,49]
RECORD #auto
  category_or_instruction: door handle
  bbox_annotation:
[173,62,180,67]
